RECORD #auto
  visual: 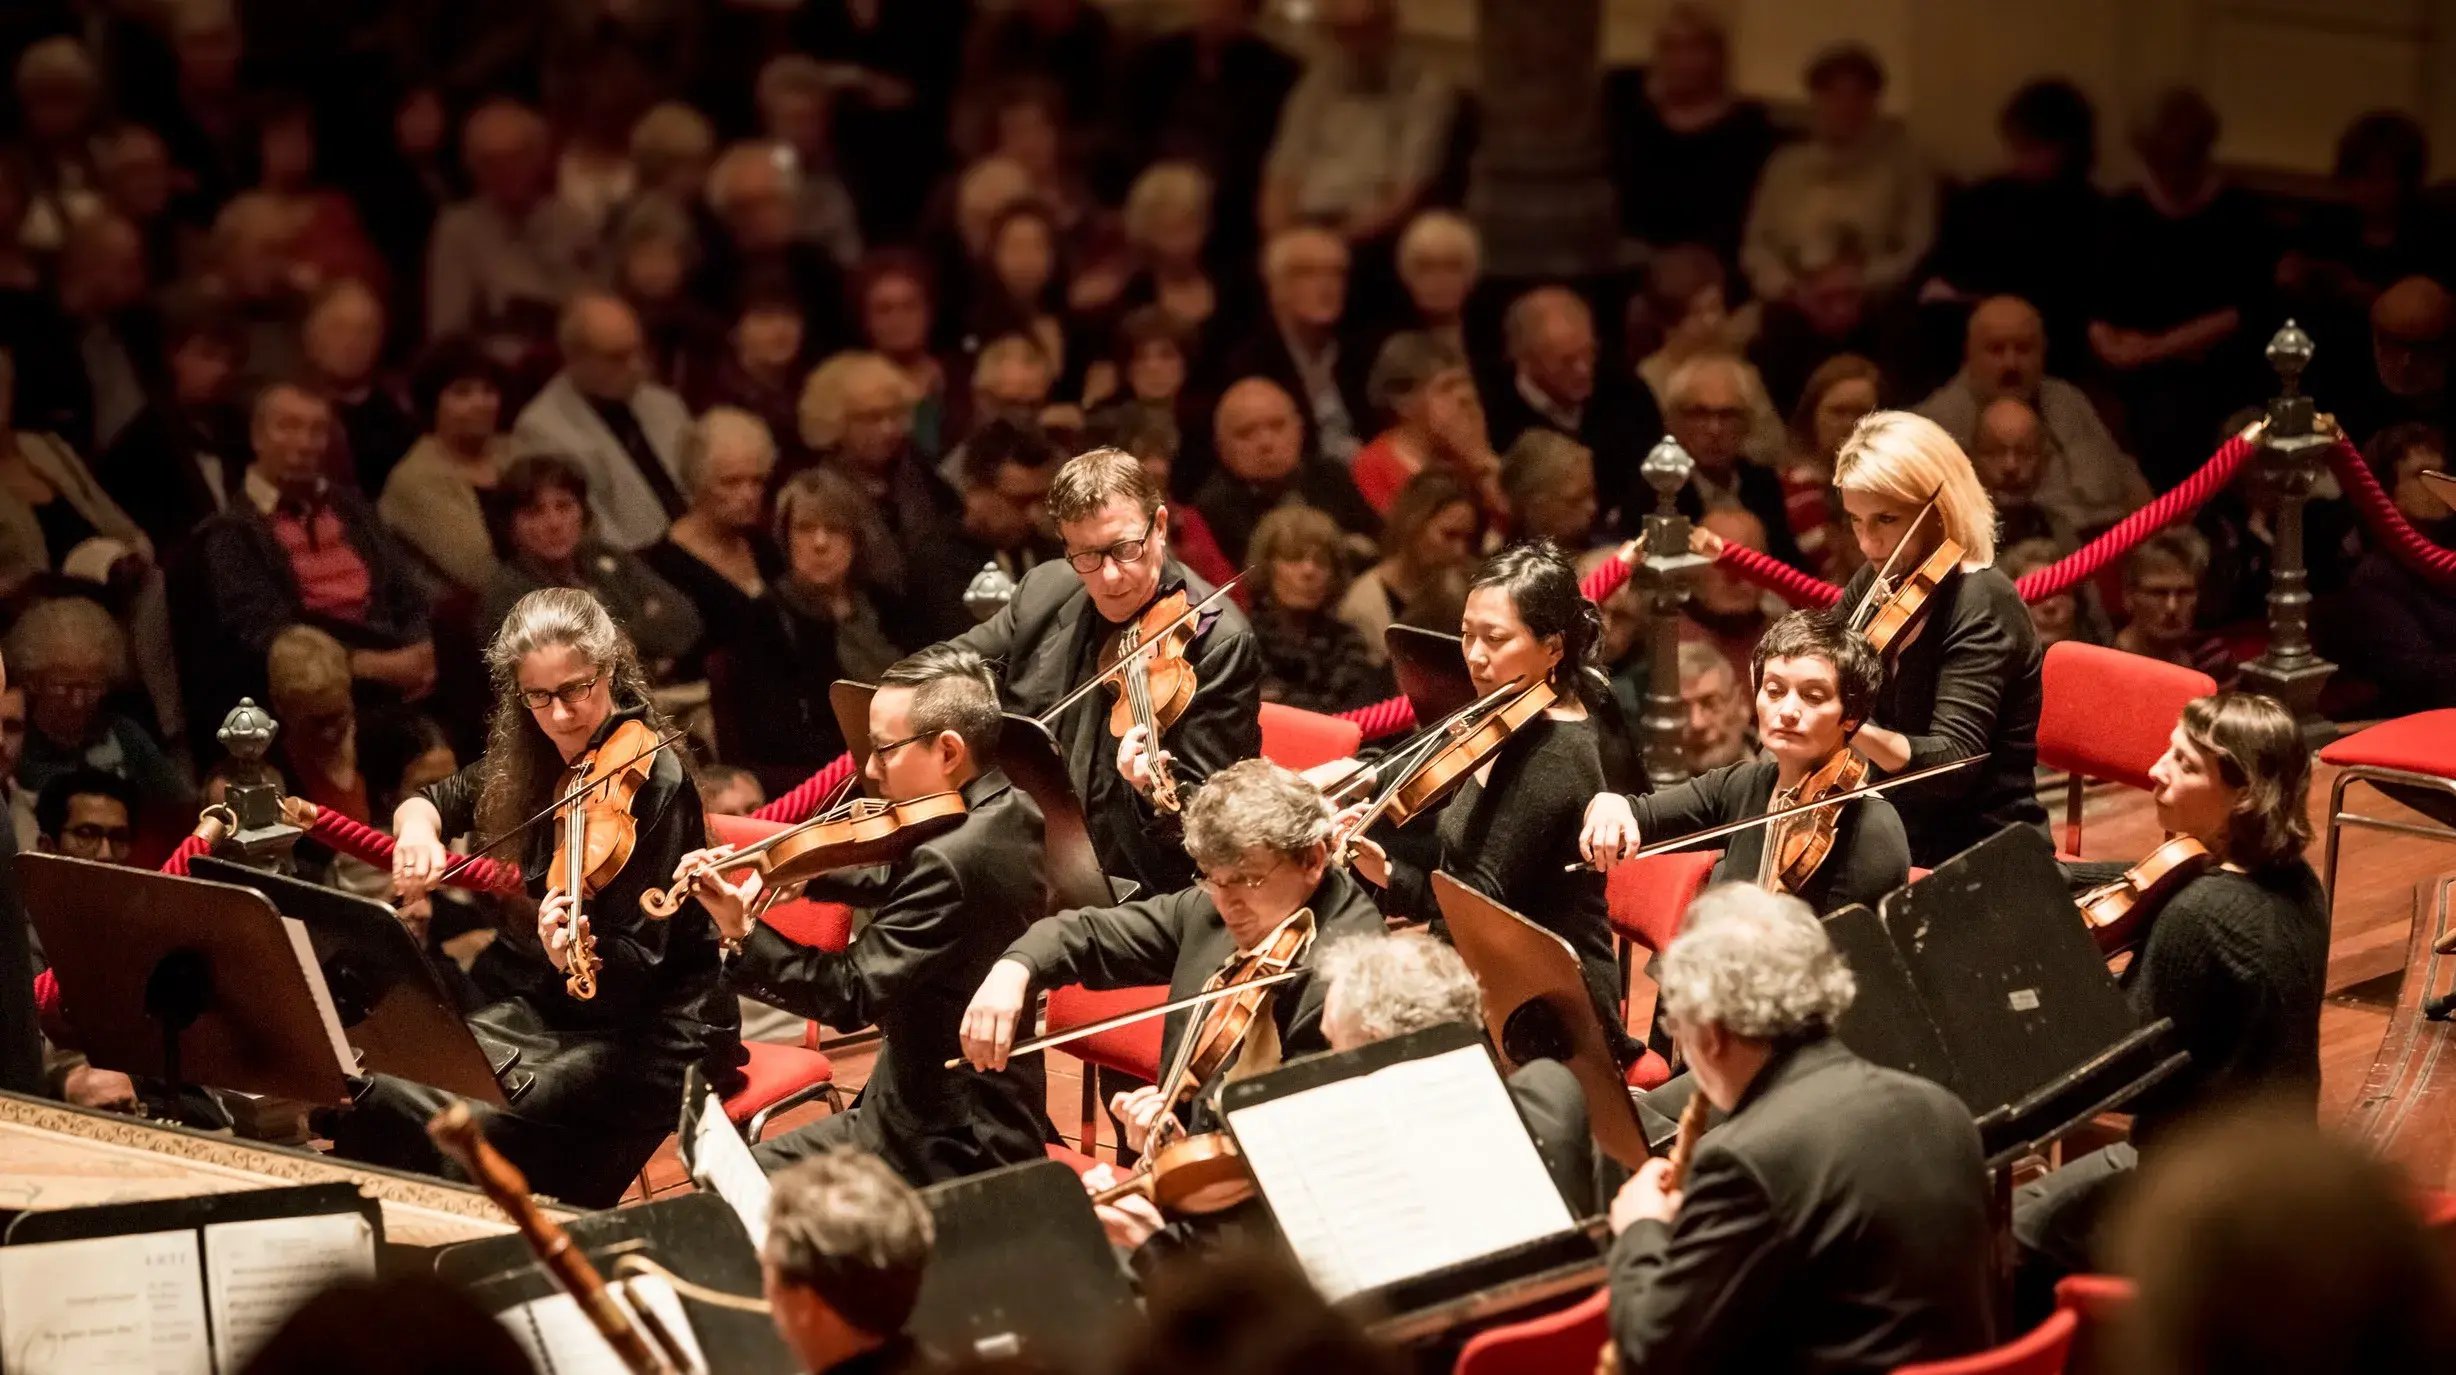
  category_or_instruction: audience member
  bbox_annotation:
[790,0,971,243]
[0,686,29,847]
[851,251,951,459]
[49,212,154,455]
[96,297,246,554]
[425,99,596,343]
[1998,536,2093,648]
[6,595,186,814]
[1114,0,1301,271]
[1213,225,1373,475]
[1742,44,1935,303]
[1917,296,2149,532]
[699,140,850,344]
[1501,429,1600,549]
[1350,331,1501,517]
[718,467,902,794]
[2282,113,2440,319]
[1393,210,1481,360]
[608,197,722,389]
[301,280,418,494]
[2323,422,2456,712]
[623,101,718,221]
[94,125,192,287]
[697,762,765,819]
[1969,397,2069,550]
[1109,163,1225,372]
[1676,639,1755,774]
[33,767,136,867]
[199,192,313,383]
[9,38,106,252]
[1087,305,1193,456]
[1660,354,1805,569]
[761,1149,938,1375]
[754,55,866,270]
[977,78,1102,244]
[965,3,1116,135]
[1683,505,1779,670]
[1603,3,1778,278]
[959,332,1059,442]
[0,348,151,598]
[1487,285,1666,531]
[246,96,386,296]
[1920,80,2104,365]
[380,336,510,601]
[687,291,813,472]
[800,349,973,642]
[513,291,693,550]
[1750,234,1888,415]
[2339,275,2453,446]
[1778,352,1879,579]
[1246,504,1392,714]
[964,200,1080,395]
[1260,0,1455,246]
[1629,245,1782,463]
[643,408,784,671]
[479,453,702,684]
[265,624,376,839]
[1193,376,1378,565]
[1338,469,1483,666]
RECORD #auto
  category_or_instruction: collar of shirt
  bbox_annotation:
[242,467,284,516]
[1516,372,1581,432]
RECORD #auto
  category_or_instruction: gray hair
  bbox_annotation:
[5,596,128,684]
[1676,638,1734,687]
[1662,351,1753,412]
[1396,209,1480,278]
[764,1149,935,1336]
[1655,884,1856,1039]
[1367,330,1466,417]
[629,102,715,185]
[1181,759,1333,871]
[681,406,777,496]
[1318,931,1482,1046]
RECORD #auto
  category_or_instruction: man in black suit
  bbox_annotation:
[1485,286,1666,533]
[689,645,1056,1185]
[1608,885,1995,1374]
[1199,226,1376,489]
[1192,376,1380,564]
[946,446,1261,896]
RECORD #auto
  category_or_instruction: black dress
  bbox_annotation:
[1626,758,1911,915]
[716,587,903,798]
[1840,562,2047,869]
[327,703,746,1209]
[638,533,784,681]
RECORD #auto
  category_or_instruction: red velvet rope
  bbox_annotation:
[158,831,214,877]
[1710,544,1845,609]
[2323,434,2456,587]
[752,751,858,823]
[305,806,526,894]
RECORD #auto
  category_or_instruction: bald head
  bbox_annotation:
[1695,504,1769,614]
[560,292,648,401]
[1507,287,1598,408]
[1971,396,2046,503]
[464,100,549,208]
[2373,276,2452,400]
[1215,377,1304,484]
[1965,296,2046,402]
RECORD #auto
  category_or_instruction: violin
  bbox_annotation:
[641,789,969,919]
[2076,835,2212,955]
[1101,587,1201,813]
[547,717,663,1001]
[1338,677,1558,861]
[1848,493,1962,659]
[1753,747,1871,895]
[1094,905,1317,1217]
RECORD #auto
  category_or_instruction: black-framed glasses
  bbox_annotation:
[1197,855,1285,893]
[1064,514,1157,575]
[518,674,602,711]
[869,729,935,759]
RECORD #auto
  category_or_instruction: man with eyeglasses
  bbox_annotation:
[1661,353,1803,569]
[947,445,1260,898]
[684,644,1057,1185]
[958,759,1383,1168]
[34,767,136,866]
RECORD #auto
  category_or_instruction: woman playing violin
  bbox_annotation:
[330,588,743,1209]
[1579,610,1910,915]
[1343,543,1637,1064]
[1830,411,2045,868]
[2015,690,2327,1309]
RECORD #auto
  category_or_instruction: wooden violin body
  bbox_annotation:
[548,718,661,1000]
[642,790,968,918]
[1091,1130,1255,1215]
[1857,536,1963,659]
[1755,749,1871,894]
[1342,679,1558,859]
[1103,588,1200,813]
[2078,835,2212,955]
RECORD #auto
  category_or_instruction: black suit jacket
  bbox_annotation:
[96,400,245,553]
[1194,324,1378,494]
[1191,459,1380,565]
[1484,370,1667,535]
[1609,1037,1995,1375]
[1507,1058,1611,1219]
[951,559,1261,894]
[726,771,1056,1185]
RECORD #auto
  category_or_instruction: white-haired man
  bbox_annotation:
[1607,885,1994,1373]
[511,292,693,549]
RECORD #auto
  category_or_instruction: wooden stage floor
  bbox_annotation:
[636,757,2456,1200]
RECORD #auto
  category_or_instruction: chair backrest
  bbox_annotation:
[1257,702,1365,771]
[1605,851,1723,954]
[1043,984,1168,1081]
[2053,1272,2136,1322]
[2037,642,2215,789]
[1451,1286,1608,1375]
[1890,1308,2078,1375]
[707,812,853,952]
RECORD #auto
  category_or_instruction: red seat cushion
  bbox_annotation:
[704,812,856,952]
[1891,1308,2078,1375]
[1044,985,1167,1081]
[724,1040,836,1124]
[1257,702,1364,771]
[1044,1142,1101,1177]
[1452,1286,1609,1375]
[2038,641,2217,790]
[2319,710,2456,777]
[1605,850,1722,954]
[1623,1048,1673,1091]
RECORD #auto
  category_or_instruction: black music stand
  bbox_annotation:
[909,1158,1136,1369]
[21,855,356,1105]
[188,858,506,1106]
[995,712,1119,911]
[1386,626,1474,728]
[830,680,876,775]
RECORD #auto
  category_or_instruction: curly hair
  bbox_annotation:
[1656,883,1856,1040]
[1316,931,1482,1047]
[1181,759,1332,871]
[473,588,672,839]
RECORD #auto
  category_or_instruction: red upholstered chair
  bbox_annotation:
[1450,1286,1608,1375]
[706,812,851,1141]
[2037,642,2216,857]
[2053,1272,2135,1371]
[2318,710,2456,902]
[1257,702,1364,771]
[1890,1308,2077,1375]
[1605,850,1721,1091]
[1043,984,1168,1157]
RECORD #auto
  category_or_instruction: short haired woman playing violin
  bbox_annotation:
[331,588,743,1209]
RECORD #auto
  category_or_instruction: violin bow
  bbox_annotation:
[1847,491,1946,633]
[944,968,1304,1069]
[1563,753,1984,871]
[1034,571,1247,726]
[431,729,689,887]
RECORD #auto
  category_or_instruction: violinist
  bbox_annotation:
[1827,410,2046,868]
[1579,610,1910,915]
[1342,543,1636,1063]
[335,588,744,1209]
[685,645,1056,1184]
[946,446,1260,897]
[2013,691,2327,1315]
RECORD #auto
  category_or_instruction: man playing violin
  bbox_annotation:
[1580,610,1910,915]
[2012,690,2327,1318]
[684,645,1057,1185]
[337,588,744,1210]
[945,446,1261,897]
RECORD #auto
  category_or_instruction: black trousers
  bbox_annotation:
[329,1071,670,1211]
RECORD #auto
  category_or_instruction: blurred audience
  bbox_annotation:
[1779,352,1879,579]
[1917,295,2149,533]
[1193,376,1377,565]
[1660,353,1804,568]
[1338,470,1483,667]
[1246,504,1391,714]
[479,453,701,683]
[1742,44,1934,304]
[2114,529,2226,678]
[380,337,510,601]
[1605,3,1777,279]
[642,409,783,672]
[1350,331,1500,517]
[513,292,693,550]
[1488,285,1664,531]
[1260,0,1454,247]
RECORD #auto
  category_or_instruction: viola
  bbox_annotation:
[1753,747,1872,895]
[547,718,663,1001]
[641,789,969,919]
[2077,835,2212,955]
[1101,587,1201,813]
[1338,677,1558,861]
[1848,492,1962,660]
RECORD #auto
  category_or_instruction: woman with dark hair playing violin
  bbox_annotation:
[331,588,743,1209]
[1340,542,1639,1064]
[1579,610,1911,916]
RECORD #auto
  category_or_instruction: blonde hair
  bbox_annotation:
[1123,161,1213,251]
[797,351,915,451]
[1833,410,1999,568]
[266,624,352,713]
[629,102,715,186]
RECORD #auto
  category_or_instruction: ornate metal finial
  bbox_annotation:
[963,560,1016,623]
[217,698,278,771]
[1642,435,1695,515]
[211,698,301,868]
[2267,319,2314,396]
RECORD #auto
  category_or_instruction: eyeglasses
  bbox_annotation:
[1197,858,1284,893]
[869,729,934,759]
[518,674,602,711]
[64,823,133,849]
[1064,515,1157,575]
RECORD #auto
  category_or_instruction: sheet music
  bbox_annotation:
[684,1088,772,1251]
[0,1230,212,1375]
[1227,1044,1576,1301]
[498,1274,708,1375]
[203,1213,375,1370]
